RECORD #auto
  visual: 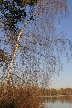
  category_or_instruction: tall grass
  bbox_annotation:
[0,85,43,108]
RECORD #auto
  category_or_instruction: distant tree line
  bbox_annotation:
[39,88,72,96]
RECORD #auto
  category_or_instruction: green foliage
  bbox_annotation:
[51,88,57,96]
[0,0,39,5]
[13,0,39,6]
[0,0,38,43]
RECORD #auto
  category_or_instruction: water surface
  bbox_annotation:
[41,96,72,108]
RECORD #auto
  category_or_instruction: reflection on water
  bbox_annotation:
[41,96,72,108]
[44,101,72,108]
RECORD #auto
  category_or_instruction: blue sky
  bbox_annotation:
[0,0,72,89]
[49,0,72,89]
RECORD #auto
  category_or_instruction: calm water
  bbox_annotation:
[41,96,72,108]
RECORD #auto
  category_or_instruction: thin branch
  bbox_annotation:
[5,0,48,86]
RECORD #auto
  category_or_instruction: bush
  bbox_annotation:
[0,86,43,108]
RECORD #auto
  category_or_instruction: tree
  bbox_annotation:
[0,0,72,88]
[51,88,57,96]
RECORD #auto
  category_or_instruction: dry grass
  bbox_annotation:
[0,86,43,108]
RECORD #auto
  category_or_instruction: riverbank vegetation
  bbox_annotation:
[0,85,72,108]
[39,88,72,96]
[0,0,72,108]
[41,88,72,96]
[0,85,42,108]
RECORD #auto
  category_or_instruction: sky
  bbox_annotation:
[49,0,72,89]
[0,0,72,89]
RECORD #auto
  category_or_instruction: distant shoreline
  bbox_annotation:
[38,95,72,97]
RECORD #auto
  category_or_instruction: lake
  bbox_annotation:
[41,96,72,108]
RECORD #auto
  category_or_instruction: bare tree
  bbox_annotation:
[0,0,72,88]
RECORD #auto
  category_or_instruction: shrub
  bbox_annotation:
[0,86,43,108]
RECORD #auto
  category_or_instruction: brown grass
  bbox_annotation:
[0,86,43,108]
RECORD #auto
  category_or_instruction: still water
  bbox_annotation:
[41,96,72,108]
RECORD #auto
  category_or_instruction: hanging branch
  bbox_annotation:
[5,0,48,86]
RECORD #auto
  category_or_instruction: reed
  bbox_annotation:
[0,85,43,108]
